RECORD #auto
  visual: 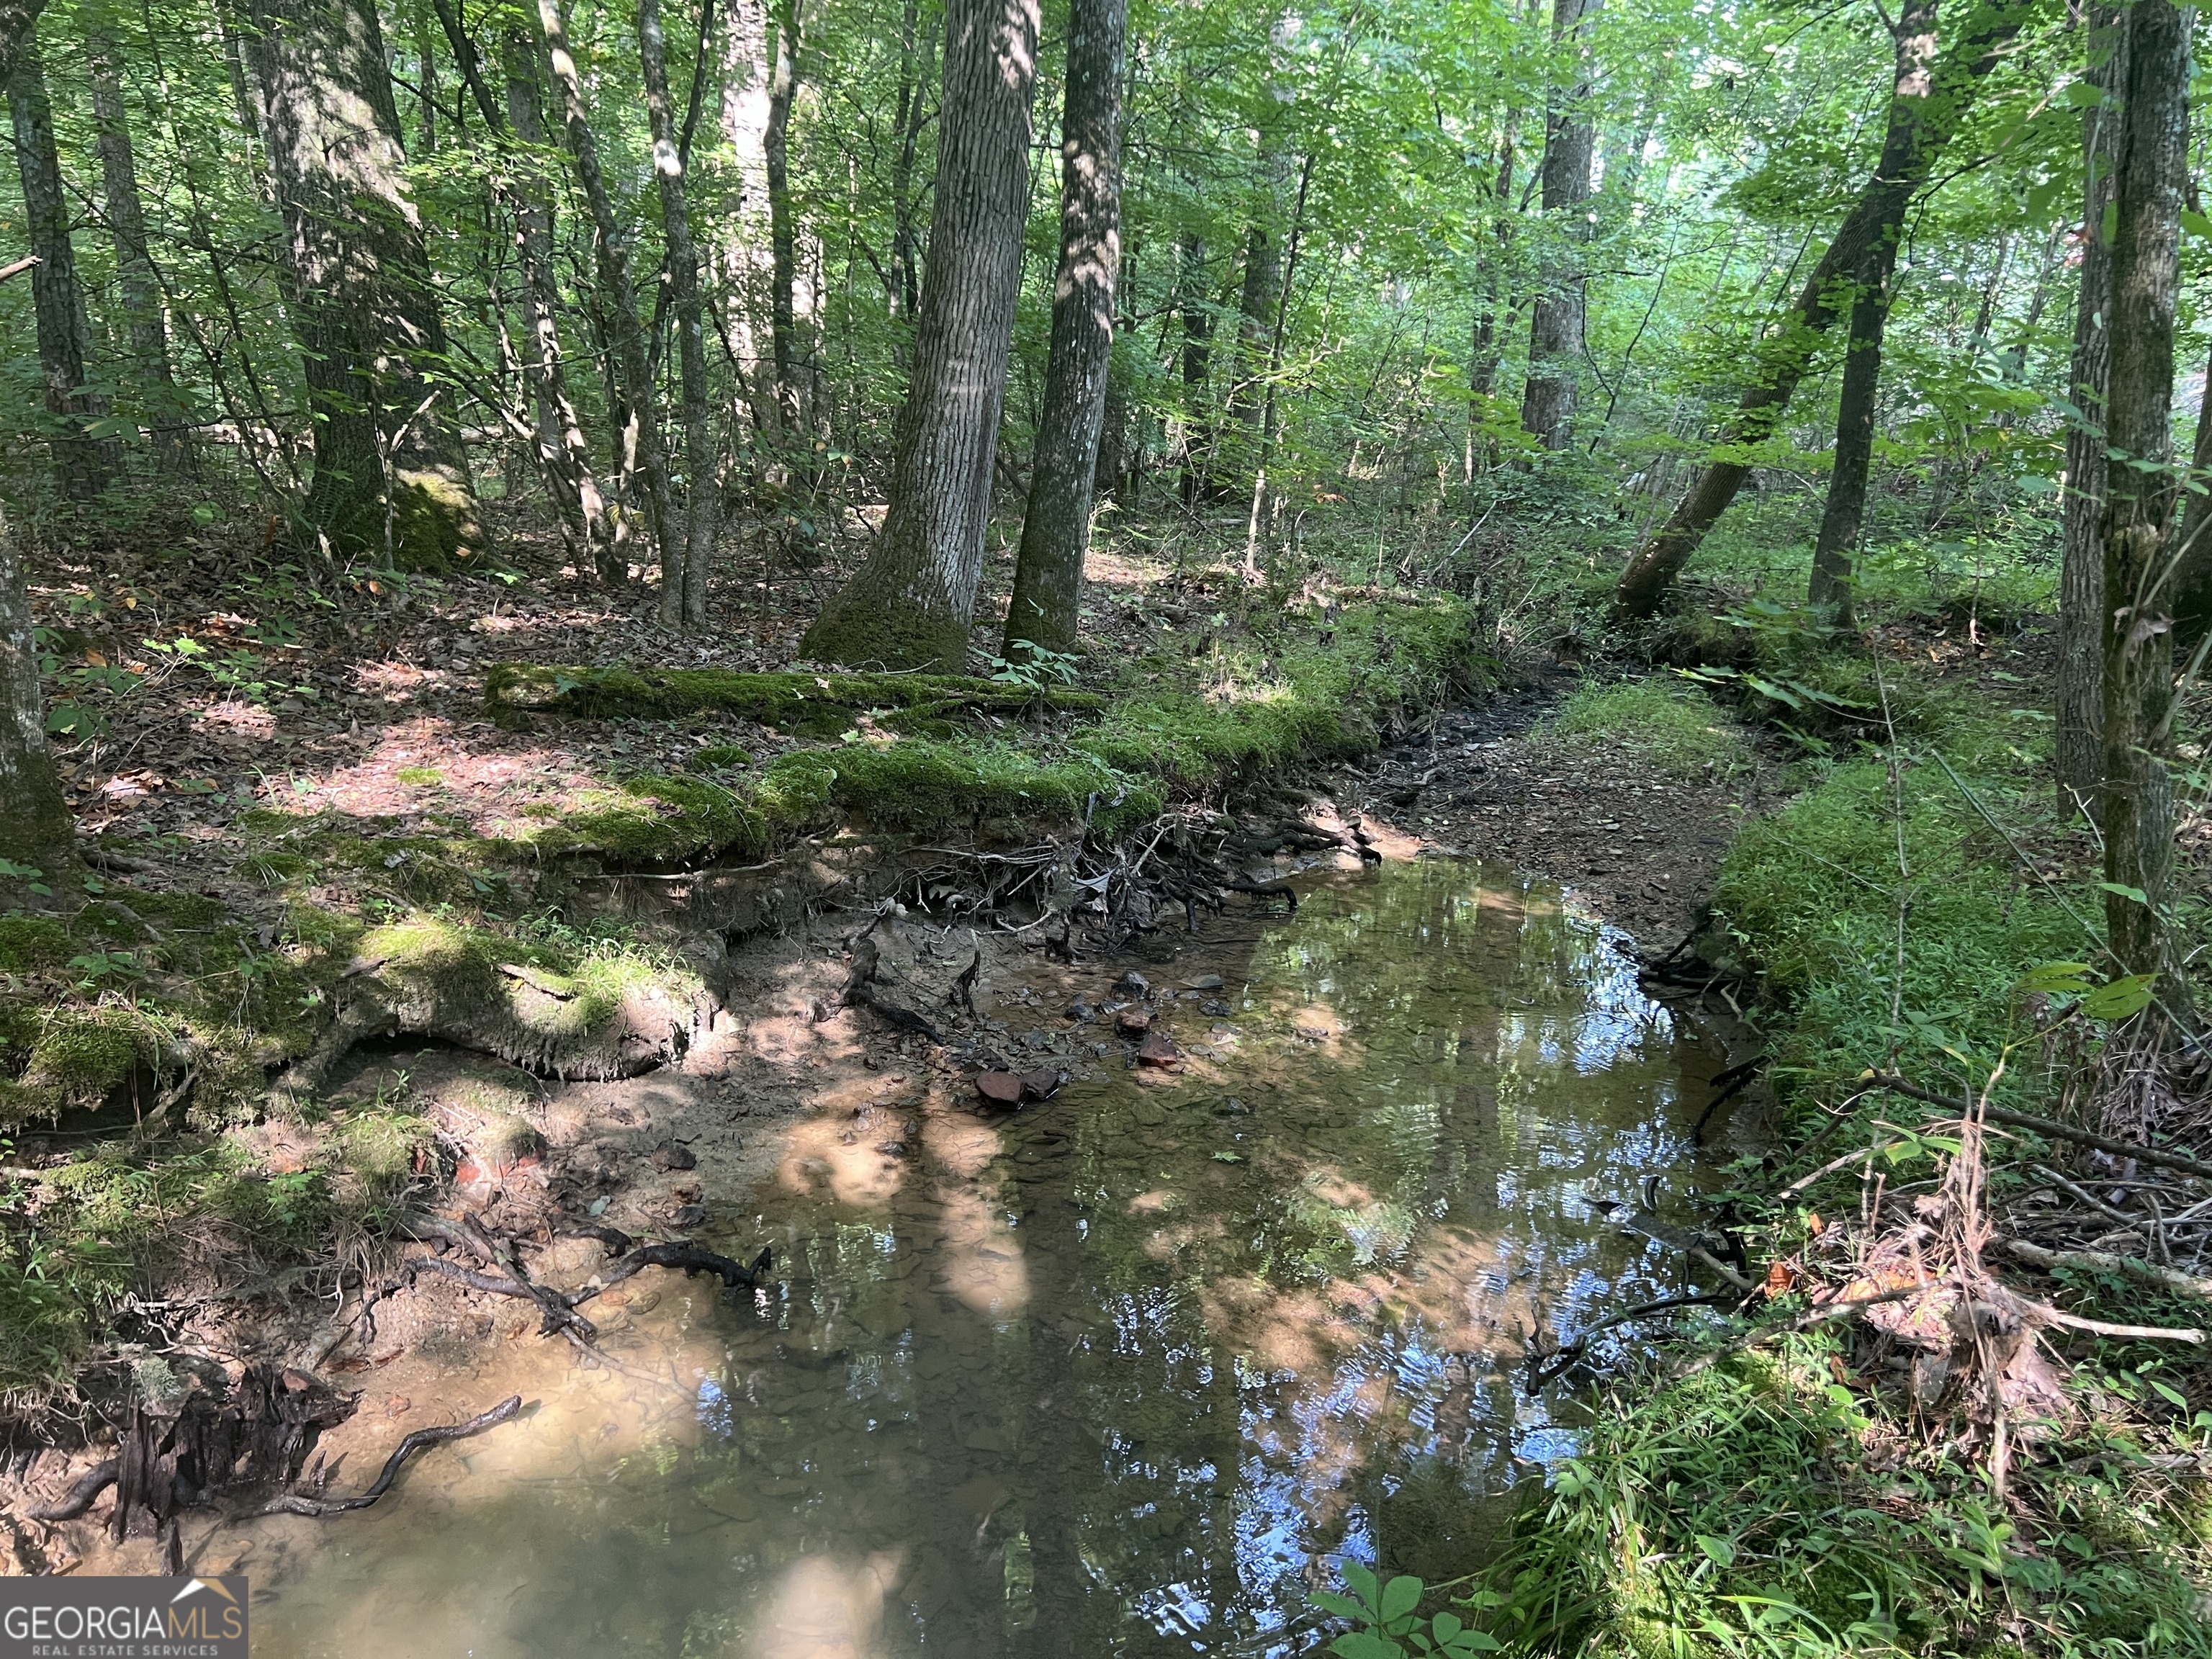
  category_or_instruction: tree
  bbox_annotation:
[9,35,109,500]
[1805,0,1941,627]
[533,0,677,590]
[1519,0,1602,453]
[0,0,74,884]
[637,0,719,625]
[243,0,480,567]
[2095,0,2190,1012]
[799,0,1042,671]
[2055,1,2128,799]
[1002,0,1129,662]
[86,16,188,474]
[1612,0,2023,621]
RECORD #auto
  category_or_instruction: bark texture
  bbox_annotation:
[9,37,108,499]
[799,0,1041,670]
[88,26,188,473]
[244,0,480,566]
[1807,0,1940,625]
[638,0,717,625]
[2096,0,2191,1011]
[717,0,775,449]
[1177,231,1211,504]
[1003,0,1127,661]
[534,0,675,588]
[2057,1,2128,798]
[1519,0,1603,453]
[1613,0,2020,619]
[0,0,71,882]
[2167,341,2212,647]
[765,0,805,443]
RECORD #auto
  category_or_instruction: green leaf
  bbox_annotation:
[1329,1635,1404,1659]
[1310,1593,1367,1622]
[2098,881,2150,905]
[1431,1614,1463,1642]
[2184,207,2212,241]
[1380,1575,1423,1625]
[2080,974,2156,1020]
[2018,961,2095,994]
[1341,1562,1381,1614]
[1696,1534,1737,1568]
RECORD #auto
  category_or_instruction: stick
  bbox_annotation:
[259,1395,523,1516]
[2026,1164,2140,1227]
[1997,1236,2212,1300]
[2037,1308,2203,1344]
[1870,1074,2212,1182]
[0,254,39,284]
[1671,1285,1924,1379]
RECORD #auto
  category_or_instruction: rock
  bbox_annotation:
[670,1204,708,1229]
[1114,971,1151,998]
[1182,974,1224,991]
[975,1071,1025,1106]
[1136,1032,1182,1069]
[1019,1069,1066,1102]
[652,1141,698,1172]
[1115,1007,1153,1035]
[1200,999,1231,1016]
[1066,997,1095,1022]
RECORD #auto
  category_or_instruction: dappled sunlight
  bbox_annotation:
[744,1552,907,1659]
[930,1184,1027,1317]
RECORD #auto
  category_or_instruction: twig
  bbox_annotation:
[259,1395,523,1516]
[1671,1285,1925,1379]
[1869,1074,2212,1182]
[1997,1236,2212,1300]
[2026,1164,2141,1227]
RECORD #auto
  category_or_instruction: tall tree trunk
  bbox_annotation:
[1519,0,1602,452]
[717,0,775,457]
[888,0,925,331]
[2059,1,2131,797]
[1002,0,1127,661]
[1467,121,1516,477]
[0,0,74,886]
[86,26,189,474]
[2098,0,2191,1013]
[534,0,675,588]
[1613,0,2023,619]
[638,0,717,626]
[245,0,480,566]
[797,0,1040,670]
[765,0,804,446]
[1806,0,1938,626]
[9,37,108,500]
[1177,231,1211,505]
[2165,340,2212,644]
[497,23,608,572]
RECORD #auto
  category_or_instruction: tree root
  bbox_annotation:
[27,1458,119,1521]
[260,1395,523,1517]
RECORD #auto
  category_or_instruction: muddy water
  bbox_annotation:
[248,860,1732,1657]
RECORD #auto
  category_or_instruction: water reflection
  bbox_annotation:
[253,860,1727,1658]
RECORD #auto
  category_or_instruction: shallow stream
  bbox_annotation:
[249,858,1733,1656]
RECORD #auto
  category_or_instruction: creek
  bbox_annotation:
[248,858,1735,1656]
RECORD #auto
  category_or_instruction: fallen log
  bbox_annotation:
[27,1459,119,1521]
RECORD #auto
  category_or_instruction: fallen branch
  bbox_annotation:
[1870,1074,2212,1182]
[1671,1285,1924,1380]
[578,1242,772,1303]
[1997,1236,2212,1301]
[259,1395,523,1517]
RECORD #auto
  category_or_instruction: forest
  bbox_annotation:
[1,0,2211,1647]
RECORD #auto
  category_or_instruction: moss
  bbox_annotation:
[691,744,753,771]
[395,766,443,787]
[0,914,71,972]
[1534,678,1755,779]
[7,1004,172,1123]
[389,465,482,572]
[485,665,1105,734]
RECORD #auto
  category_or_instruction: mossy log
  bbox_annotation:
[485,665,1105,734]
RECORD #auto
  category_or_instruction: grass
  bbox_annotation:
[1535,678,1755,780]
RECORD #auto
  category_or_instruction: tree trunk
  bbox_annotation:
[2059,4,2125,785]
[888,0,925,330]
[1467,121,1516,476]
[638,0,717,626]
[2165,339,2212,646]
[1613,0,2023,619]
[1807,0,1938,626]
[1002,0,1126,662]
[716,0,775,457]
[9,37,108,500]
[765,0,805,445]
[798,0,1040,670]
[1519,0,1602,452]
[87,26,189,474]
[1177,231,1211,505]
[0,0,73,888]
[245,0,481,567]
[2097,0,2191,1013]
[534,0,675,589]
[497,23,608,573]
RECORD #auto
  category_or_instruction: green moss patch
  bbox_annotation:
[485,665,1105,734]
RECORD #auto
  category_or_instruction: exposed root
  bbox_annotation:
[260,1395,523,1517]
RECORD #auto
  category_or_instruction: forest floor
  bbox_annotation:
[7,508,2211,1653]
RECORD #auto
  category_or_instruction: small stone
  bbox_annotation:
[670,1204,708,1229]
[1065,997,1095,1022]
[1114,971,1151,998]
[1182,974,1224,991]
[652,1141,697,1172]
[1115,1007,1153,1035]
[588,1196,610,1216]
[1019,1069,1066,1102]
[1136,1032,1182,1069]
[1200,999,1231,1016]
[975,1071,1025,1106]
